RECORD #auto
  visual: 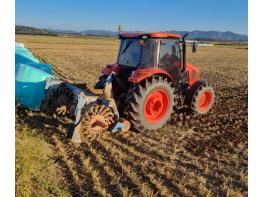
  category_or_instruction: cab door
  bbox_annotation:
[158,39,181,86]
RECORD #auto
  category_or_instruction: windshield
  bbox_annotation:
[117,39,158,68]
[117,39,141,67]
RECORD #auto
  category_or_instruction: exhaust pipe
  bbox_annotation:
[182,33,188,72]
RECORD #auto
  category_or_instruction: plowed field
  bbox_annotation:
[16,35,248,196]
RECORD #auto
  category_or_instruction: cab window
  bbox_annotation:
[159,39,181,68]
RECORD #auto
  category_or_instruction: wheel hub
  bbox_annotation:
[144,89,169,123]
[198,90,213,110]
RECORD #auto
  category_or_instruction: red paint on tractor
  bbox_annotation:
[149,32,181,39]
[143,89,169,123]
[119,32,147,38]
[102,64,119,75]
[119,32,181,39]
[197,90,213,111]
[128,68,173,83]
[186,63,199,86]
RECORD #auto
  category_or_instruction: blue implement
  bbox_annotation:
[15,63,55,110]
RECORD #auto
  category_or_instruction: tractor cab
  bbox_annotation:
[117,32,184,81]
[101,32,198,86]
[117,32,183,70]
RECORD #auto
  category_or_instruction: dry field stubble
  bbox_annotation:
[16,35,248,196]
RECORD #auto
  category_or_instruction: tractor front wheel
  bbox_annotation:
[126,76,175,132]
[186,80,215,114]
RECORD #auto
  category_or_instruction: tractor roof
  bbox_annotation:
[119,32,181,39]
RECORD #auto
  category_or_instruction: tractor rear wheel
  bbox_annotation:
[186,80,215,114]
[126,76,175,132]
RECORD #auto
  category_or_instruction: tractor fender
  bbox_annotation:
[186,63,199,86]
[128,68,174,84]
[102,63,119,75]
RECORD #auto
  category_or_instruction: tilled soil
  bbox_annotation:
[16,35,248,196]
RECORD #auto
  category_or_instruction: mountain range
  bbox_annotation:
[16,25,248,42]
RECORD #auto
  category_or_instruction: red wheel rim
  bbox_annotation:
[197,90,213,111]
[144,89,169,123]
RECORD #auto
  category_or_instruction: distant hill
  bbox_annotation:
[45,28,81,35]
[80,30,118,37]
[167,30,247,42]
[16,25,248,41]
[15,25,56,35]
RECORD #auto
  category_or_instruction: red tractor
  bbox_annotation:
[95,32,215,132]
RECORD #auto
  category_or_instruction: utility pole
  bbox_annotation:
[118,25,122,34]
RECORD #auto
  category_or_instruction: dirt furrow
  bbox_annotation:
[98,137,195,197]
[80,142,136,197]
[97,138,160,197]
[51,135,89,196]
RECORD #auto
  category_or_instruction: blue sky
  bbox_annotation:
[16,0,248,35]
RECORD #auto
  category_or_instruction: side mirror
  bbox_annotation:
[192,41,197,53]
